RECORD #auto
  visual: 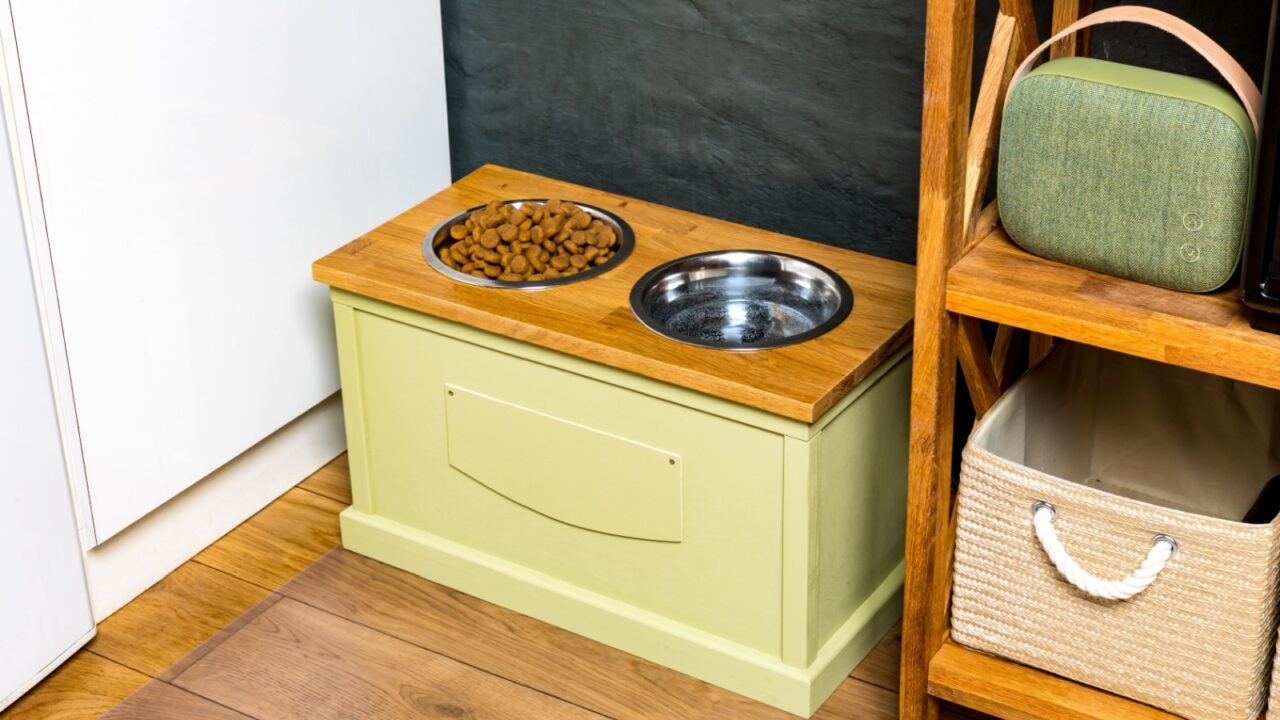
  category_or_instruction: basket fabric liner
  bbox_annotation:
[951,343,1280,720]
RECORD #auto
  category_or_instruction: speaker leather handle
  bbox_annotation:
[1007,5,1262,134]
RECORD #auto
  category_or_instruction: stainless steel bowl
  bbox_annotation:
[630,250,853,351]
[422,199,634,289]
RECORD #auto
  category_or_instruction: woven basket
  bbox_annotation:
[1271,629,1280,719]
[951,344,1280,720]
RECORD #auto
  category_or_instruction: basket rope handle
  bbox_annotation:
[1032,501,1177,601]
[1006,5,1262,135]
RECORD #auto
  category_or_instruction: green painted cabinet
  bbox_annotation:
[331,288,910,717]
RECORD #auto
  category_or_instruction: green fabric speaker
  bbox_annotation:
[997,7,1261,293]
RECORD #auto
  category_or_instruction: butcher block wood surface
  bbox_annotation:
[312,165,915,423]
[948,222,1280,392]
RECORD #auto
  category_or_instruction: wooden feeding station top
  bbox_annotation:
[312,165,915,423]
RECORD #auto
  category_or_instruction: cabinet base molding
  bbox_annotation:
[82,394,346,620]
[342,508,904,718]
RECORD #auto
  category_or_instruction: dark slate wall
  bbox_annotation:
[441,1,1271,264]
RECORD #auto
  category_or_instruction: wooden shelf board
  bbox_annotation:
[947,223,1280,391]
[928,640,1177,720]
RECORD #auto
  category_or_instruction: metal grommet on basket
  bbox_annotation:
[1031,500,1056,520]
[1152,533,1179,556]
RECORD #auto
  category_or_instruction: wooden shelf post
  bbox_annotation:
[900,0,975,717]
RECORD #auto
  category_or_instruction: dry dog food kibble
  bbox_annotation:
[438,200,617,282]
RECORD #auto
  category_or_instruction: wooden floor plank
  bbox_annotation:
[158,594,285,682]
[284,548,855,719]
[194,487,343,590]
[101,681,250,719]
[814,677,899,719]
[851,621,901,692]
[0,652,147,720]
[297,452,352,505]
[88,561,271,676]
[172,597,604,719]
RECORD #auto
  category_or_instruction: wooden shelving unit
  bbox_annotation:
[902,1,1280,719]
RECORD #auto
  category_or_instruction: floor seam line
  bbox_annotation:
[153,677,263,719]
[276,591,621,720]
[188,558,282,594]
[83,648,154,680]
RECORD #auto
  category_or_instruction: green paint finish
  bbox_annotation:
[781,434,818,668]
[352,308,784,654]
[813,356,912,653]
[444,384,684,542]
[332,302,374,514]
[328,290,911,717]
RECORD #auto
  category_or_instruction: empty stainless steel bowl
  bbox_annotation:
[423,199,634,289]
[630,250,853,350]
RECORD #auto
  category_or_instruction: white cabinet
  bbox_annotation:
[7,0,452,543]
[0,97,94,711]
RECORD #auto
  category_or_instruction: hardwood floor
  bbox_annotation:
[2,453,946,719]
[0,459,345,720]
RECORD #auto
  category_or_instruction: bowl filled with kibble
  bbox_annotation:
[423,198,634,288]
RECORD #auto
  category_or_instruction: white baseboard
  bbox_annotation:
[83,393,346,621]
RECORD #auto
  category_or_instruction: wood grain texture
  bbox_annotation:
[851,621,901,692]
[997,0,1039,59]
[902,0,973,718]
[929,640,1176,720]
[88,562,270,676]
[955,315,1000,418]
[0,652,147,720]
[948,225,1280,391]
[959,202,1002,263]
[172,597,606,719]
[990,325,1018,390]
[157,595,285,683]
[1074,0,1095,58]
[102,681,250,719]
[1050,0,1094,60]
[297,452,352,505]
[963,14,1017,241]
[281,547,894,719]
[194,487,342,590]
[312,164,915,423]
[814,677,899,720]
[1028,332,1055,366]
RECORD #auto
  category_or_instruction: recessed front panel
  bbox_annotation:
[350,308,785,655]
[444,385,684,542]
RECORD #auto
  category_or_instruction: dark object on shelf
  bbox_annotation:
[1243,1,1280,332]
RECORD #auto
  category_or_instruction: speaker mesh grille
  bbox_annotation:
[999,73,1252,292]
